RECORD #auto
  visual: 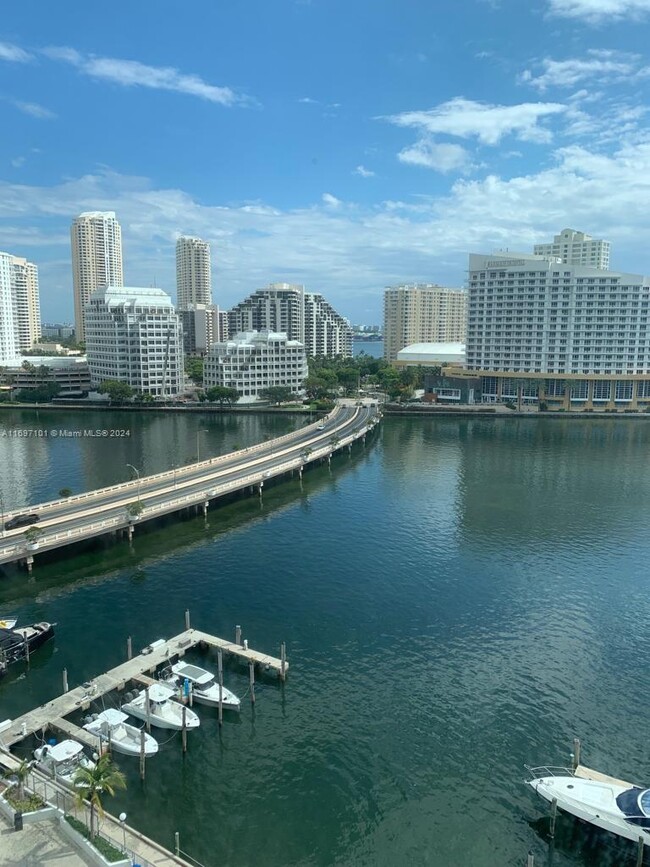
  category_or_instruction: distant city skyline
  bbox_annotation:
[1,2,650,322]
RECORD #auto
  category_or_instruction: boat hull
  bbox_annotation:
[83,720,158,757]
[0,622,55,674]
[121,700,200,731]
[529,776,650,846]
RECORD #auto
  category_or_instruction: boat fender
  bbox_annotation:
[47,738,57,746]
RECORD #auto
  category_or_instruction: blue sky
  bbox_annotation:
[2,0,650,324]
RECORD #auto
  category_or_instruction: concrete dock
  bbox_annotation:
[2,624,287,748]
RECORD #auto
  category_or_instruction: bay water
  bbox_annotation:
[1,409,649,866]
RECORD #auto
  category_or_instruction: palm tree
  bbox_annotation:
[4,759,31,800]
[73,754,126,840]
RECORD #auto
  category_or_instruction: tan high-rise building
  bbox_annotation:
[71,211,123,342]
[176,236,212,309]
[11,256,41,350]
[383,284,467,363]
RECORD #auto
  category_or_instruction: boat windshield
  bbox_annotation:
[196,676,215,690]
[639,790,650,817]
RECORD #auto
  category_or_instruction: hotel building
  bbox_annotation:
[228,283,352,357]
[71,211,124,342]
[204,330,308,402]
[445,251,650,410]
[533,228,610,270]
[383,284,467,363]
[85,286,184,396]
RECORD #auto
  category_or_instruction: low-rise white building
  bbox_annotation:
[85,286,184,396]
[204,330,308,402]
[2,356,91,395]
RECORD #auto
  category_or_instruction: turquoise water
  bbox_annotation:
[1,411,650,866]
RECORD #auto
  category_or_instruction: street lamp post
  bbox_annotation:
[196,429,208,463]
[119,812,127,853]
[126,464,141,503]
[0,494,4,538]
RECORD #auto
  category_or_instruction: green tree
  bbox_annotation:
[98,380,134,403]
[126,501,144,520]
[259,386,296,405]
[185,356,204,385]
[205,386,239,405]
[3,759,31,801]
[15,383,61,403]
[303,376,333,401]
[73,754,126,841]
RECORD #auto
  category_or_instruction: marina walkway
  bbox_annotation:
[1,625,287,748]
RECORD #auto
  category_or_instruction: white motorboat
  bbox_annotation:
[33,739,95,787]
[121,683,200,730]
[165,661,241,711]
[528,764,650,846]
[83,708,159,757]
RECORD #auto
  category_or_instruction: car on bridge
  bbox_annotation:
[4,514,40,531]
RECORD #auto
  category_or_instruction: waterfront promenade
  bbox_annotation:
[0,402,379,567]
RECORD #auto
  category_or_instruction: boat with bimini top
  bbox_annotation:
[162,661,241,711]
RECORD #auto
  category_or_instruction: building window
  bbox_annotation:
[592,381,611,402]
[615,381,633,401]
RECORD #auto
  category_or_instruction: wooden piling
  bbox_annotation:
[217,648,224,727]
[572,738,581,771]
[549,798,558,839]
[23,633,30,669]
[184,609,190,630]
[181,705,187,754]
[145,687,151,733]
[174,832,180,856]
[62,668,68,693]
[107,727,112,756]
[235,625,241,646]
[127,636,132,660]
[139,729,146,780]
[637,836,645,867]
[188,682,193,708]
[280,642,286,680]
[249,660,256,705]
[526,852,534,867]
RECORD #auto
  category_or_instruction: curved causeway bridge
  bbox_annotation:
[0,403,380,568]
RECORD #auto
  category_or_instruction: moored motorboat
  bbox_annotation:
[0,621,54,675]
[121,683,200,730]
[527,764,650,846]
[33,739,96,787]
[83,708,158,757]
[163,661,241,711]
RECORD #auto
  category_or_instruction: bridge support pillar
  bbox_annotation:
[127,523,134,542]
[258,482,264,498]
[299,465,303,479]
[25,555,34,574]
[202,500,209,516]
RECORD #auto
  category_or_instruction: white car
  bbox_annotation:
[316,423,325,430]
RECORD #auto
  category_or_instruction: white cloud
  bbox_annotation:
[12,100,56,119]
[42,46,243,106]
[354,165,375,178]
[322,192,342,208]
[0,41,31,63]
[547,0,650,22]
[10,157,25,168]
[383,97,566,145]
[298,97,318,104]
[522,50,639,90]
[5,143,650,323]
[398,140,472,173]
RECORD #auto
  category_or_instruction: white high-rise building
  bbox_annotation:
[533,228,610,270]
[204,330,308,402]
[179,303,227,355]
[71,211,124,342]
[228,283,352,357]
[85,286,184,396]
[11,256,41,350]
[383,284,467,363]
[0,253,17,362]
[176,236,212,309]
[466,252,650,375]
